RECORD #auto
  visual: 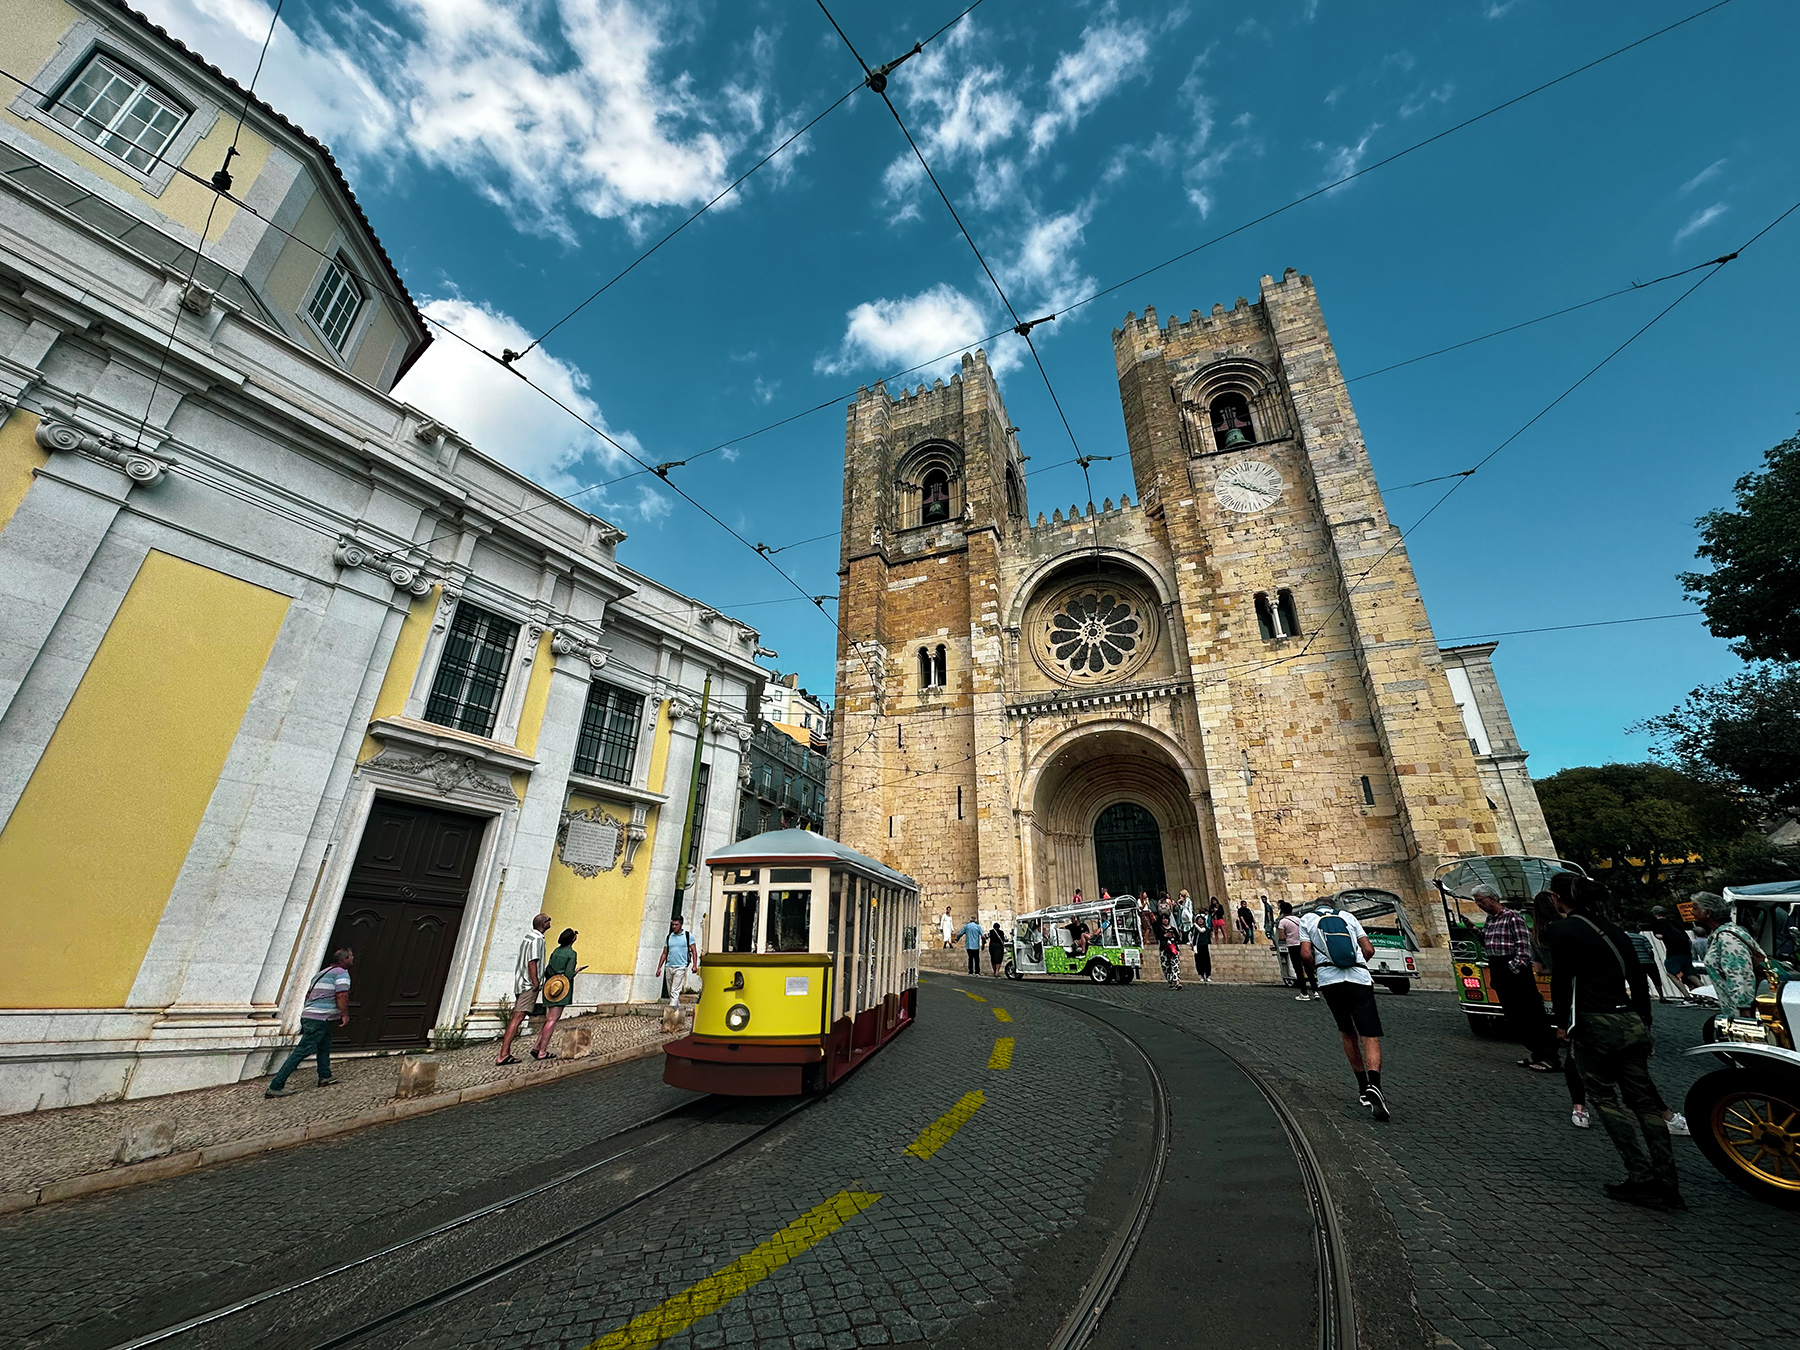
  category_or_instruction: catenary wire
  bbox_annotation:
[126,0,285,452]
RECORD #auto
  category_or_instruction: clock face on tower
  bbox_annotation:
[1214,460,1282,513]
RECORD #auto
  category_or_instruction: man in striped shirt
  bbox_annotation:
[1474,885,1559,1071]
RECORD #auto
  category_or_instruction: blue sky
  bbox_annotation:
[144,0,1799,774]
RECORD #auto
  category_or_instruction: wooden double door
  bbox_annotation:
[325,799,487,1048]
[1094,801,1167,901]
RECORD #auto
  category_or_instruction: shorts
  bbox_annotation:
[1320,981,1383,1038]
[1663,953,1694,976]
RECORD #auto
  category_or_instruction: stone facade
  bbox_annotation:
[828,270,1551,944]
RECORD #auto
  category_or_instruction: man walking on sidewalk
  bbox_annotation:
[495,913,552,1065]
[1299,904,1389,1121]
[266,949,354,1097]
[961,915,984,975]
[656,915,696,1008]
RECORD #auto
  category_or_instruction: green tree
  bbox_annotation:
[1536,763,1752,911]
[1636,666,1800,815]
[1680,431,1800,665]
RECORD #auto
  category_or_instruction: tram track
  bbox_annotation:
[103,1093,823,1350]
[1025,984,1358,1350]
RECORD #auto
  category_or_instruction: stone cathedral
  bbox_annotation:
[826,270,1552,944]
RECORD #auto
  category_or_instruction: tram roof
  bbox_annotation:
[706,829,917,891]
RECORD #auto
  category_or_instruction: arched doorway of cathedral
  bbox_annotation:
[1093,801,1165,899]
[1026,726,1206,908]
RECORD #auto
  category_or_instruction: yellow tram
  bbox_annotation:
[662,830,920,1096]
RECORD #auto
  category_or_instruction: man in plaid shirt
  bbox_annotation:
[1474,885,1559,1070]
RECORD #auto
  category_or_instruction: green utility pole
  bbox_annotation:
[670,674,711,919]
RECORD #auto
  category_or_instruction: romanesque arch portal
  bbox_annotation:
[1027,728,1207,908]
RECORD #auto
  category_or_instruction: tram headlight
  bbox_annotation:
[725,1002,751,1031]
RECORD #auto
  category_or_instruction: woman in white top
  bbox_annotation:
[938,907,956,949]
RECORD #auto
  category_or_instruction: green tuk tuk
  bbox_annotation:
[1434,856,1589,1036]
[1006,899,1144,984]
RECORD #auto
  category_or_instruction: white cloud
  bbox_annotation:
[720,445,741,462]
[1485,1,1523,18]
[1002,209,1096,315]
[1399,82,1455,118]
[1680,158,1728,195]
[817,284,1014,379]
[1028,12,1155,155]
[394,297,667,522]
[137,0,779,239]
[1673,202,1729,245]
[1314,123,1382,186]
[1176,57,1254,220]
[753,377,778,404]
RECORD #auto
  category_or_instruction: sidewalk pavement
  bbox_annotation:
[0,1006,679,1208]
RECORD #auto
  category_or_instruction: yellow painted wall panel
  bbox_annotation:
[514,629,556,758]
[539,703,672,978]
[0,551,289,1007]
[0,409,49,533]
[0,0,79,100]
[357,586,436,762]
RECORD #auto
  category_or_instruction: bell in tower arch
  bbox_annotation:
[1211,393,1254,450]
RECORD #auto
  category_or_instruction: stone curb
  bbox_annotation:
[0,1034,679,1216]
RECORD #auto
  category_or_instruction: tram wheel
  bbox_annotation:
[1087,959,1114,985]
[1686,1067,1800,1209]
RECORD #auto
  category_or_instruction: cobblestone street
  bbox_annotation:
[1,978,1794,1350]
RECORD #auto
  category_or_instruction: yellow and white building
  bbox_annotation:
[0,0,762,1112]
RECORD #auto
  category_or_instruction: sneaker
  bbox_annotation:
[1665,1113,1690,1137]
[1311,992,1323,1001]
[1364,1085,1391,1122]
[1357,1090,1371,1108]
[1572,1105,1591,1129]
[1295,993,1312,1001]
[317,1077,340,1087]
[264,1086,293,1098]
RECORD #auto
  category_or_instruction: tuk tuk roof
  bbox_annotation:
[705,829,916,892]
[1016,900,1139,922]
[1434,856,1588,902]
[1723,880,1800,902]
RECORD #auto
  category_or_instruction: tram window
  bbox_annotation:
[769,867,811,883]
[766,889,812,952]
[725,868,758,885]
[721,890,759,953]
[828,872,842,957]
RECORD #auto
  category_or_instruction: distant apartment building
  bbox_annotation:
[761,670,830,752]
[736,722,831,839]
[0,0,761,1112]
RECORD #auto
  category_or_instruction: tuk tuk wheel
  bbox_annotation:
[1004,959,1023,982]
[1118,967,1136,984]
[1465,1013,1502,1038]
[1381,978,1412,995]
[1086,958,1114,985]
[1686,1066,1800,1208]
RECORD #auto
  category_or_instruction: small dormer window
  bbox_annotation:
[307,256,365,352]
[52,54,187,174]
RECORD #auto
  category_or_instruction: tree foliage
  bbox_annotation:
[1636,665,1800,816]
[1537,763,1752,906]
[1681,432,1800,664]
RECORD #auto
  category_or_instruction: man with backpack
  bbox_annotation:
[1298,902,1389,1121]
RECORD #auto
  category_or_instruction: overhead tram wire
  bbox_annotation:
[0,53,1733,556]
[813,0,1102,557]
[127,0,286,453]
[502,0,990,364]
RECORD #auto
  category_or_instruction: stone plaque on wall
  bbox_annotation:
[559,809,623,877]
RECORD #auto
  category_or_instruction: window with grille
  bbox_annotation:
[52,54,186,173]
[573,681,644,783]
[306,256,364,351]
[423,604,518,737]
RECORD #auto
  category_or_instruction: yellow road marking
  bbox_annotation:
[962,989,987,1002]
[903,1090,985,1160]
[988,1037,1014,1069]
[585,1190,881,1349]
[992,1007,1012,1022]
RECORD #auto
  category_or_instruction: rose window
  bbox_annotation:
[1049,592,1140,674]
